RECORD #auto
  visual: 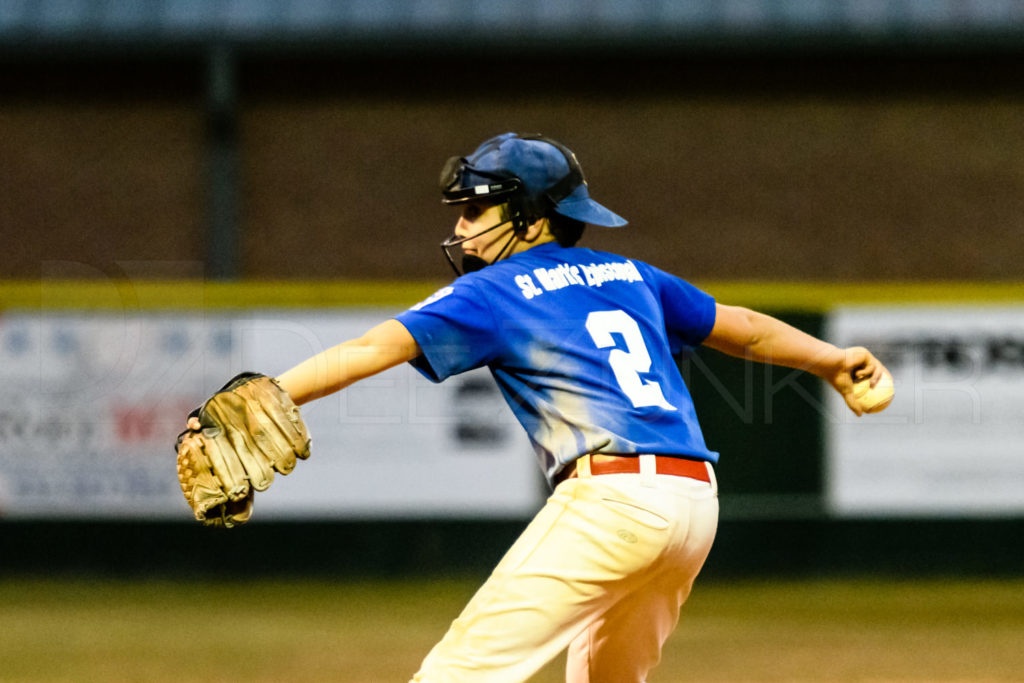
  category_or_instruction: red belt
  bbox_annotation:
[555,454,711,485]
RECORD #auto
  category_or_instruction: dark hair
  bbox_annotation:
[496,203,586,247]
[547,212,586,247]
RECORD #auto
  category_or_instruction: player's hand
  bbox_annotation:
[826,346,893,417]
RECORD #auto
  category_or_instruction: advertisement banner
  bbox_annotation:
[0,310,543,520]
[826,306,1024,517]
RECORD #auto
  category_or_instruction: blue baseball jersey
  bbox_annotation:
[394,242,718,484]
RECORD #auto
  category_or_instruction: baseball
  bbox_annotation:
[852,369,894,413]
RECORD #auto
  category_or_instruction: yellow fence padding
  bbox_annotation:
[1,280,1022,312]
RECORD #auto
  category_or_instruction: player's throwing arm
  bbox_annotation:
[704,303,893,417]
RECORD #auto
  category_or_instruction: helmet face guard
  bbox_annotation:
[438,135,585,276]
[439,216,517,275]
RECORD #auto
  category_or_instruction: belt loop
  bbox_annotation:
[576,453,592,479]
[704,461,718,494]
[638,453,657,487]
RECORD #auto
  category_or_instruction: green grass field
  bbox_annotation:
[1,576,1022,682]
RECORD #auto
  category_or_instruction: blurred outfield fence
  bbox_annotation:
[2,1,1023,577]
[1,280,1022,577]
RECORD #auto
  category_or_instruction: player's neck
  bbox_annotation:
[507,232,558,258]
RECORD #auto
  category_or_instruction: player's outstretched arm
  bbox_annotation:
[176,321,419,527]
[275,319,421,406]
[182,319,420,430]
[703,304,890,416]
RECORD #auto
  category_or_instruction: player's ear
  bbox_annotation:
[522,217,550,243]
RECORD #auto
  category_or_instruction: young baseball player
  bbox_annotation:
[271,132,891,682]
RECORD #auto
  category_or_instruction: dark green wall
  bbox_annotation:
[685,313,825,509]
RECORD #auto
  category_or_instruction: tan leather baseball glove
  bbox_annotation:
[175,372,310,528]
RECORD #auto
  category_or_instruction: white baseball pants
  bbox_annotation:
[411,455,719,682]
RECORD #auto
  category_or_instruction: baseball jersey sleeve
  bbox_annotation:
[393,282,501,383]
[644,265,717,352]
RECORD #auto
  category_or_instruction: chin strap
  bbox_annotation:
[486,230,520,268]
[441,219,522,276]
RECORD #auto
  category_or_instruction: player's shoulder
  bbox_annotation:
[559,246,668,282]
[520,242,645,268]
[453,243,673,294]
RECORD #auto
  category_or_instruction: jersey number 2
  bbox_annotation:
[585,310,676,411]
